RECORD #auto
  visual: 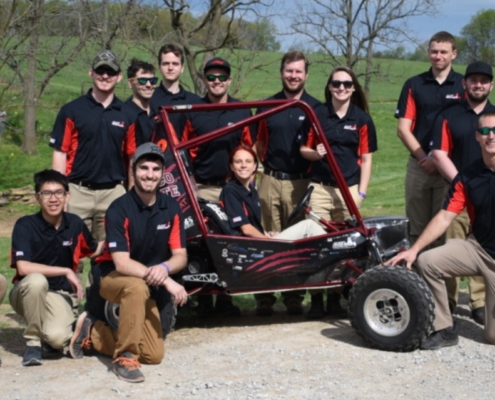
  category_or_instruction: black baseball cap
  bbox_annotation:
[132,143,165,165]
[92,50,121,72]
[204,57,231,75]
[465,61,493,80]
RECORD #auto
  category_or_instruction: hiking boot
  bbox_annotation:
[306,293,325,320]
[197,295,216,318]
[471,307,485,325]
[285,297,303,316]
[22,346,43,367]
[326,293,348,318]
[70,311,95,359]
[420,325,459,350]
[256,298,274,316]
[215,297,241,317]
[113,352,145,383]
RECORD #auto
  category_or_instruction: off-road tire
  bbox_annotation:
[348,265,434,352]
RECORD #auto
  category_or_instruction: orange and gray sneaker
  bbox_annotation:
[70,311,95,359]
[113,352,145,383]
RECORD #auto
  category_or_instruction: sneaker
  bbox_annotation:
[285,298,303,316]
[420,325,459,350]
[42,343,61,359]
[113,352,145,383]
[306,293,325,320]
[326,293,348,319]
[471,307,485,325]
[22,346,43,367]
[215,298,241,317]
[256,298,274,316]
[70,311,95,359]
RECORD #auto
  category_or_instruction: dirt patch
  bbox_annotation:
[0,209,21,237]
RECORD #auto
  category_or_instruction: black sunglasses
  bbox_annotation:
[478,127,495,135]
[330,80,353,89]
[206,74,229,82]
[132,77,158,85]
[94,67,119,77]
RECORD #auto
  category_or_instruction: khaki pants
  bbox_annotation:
[0,273,7,304]
[258,174,309,232]
[9,273,77,348]
[405,157,449,247]
[91,271,164,364]
[417,236,495,344]
[445,209,485,310]
[308,182,362,222]
[197,184,222,203]
[275,219,326,240]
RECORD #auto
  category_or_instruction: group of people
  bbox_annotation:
[3,28,495,380]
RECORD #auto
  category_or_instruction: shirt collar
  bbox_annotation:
[86,89,122,110]
[35,211,69,232]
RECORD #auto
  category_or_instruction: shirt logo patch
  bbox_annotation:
[62,240,73,246]
[49,138,56,144]
[157,222,171,230]
[344,124,357,130]
[233,216,242,222]
[445,93,461,100]
[299,116,305,120]
[109,242,117,248]
[227,122,234,126]
[112,121,125,128]
[16,251,24,256]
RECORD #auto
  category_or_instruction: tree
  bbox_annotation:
[291,0,438,95]
[460,9,495,65]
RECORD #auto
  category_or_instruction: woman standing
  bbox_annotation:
[300,66,378,319]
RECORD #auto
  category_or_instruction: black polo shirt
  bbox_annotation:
[444,159,495,258]
[304,102,378,186]
[150,83,201,141]
[10,212,97,292]
[256,90,322,174]
[395,68,464,154]
[220,180,264,234]
[123,98,157,148]
[182,95,253,182]
[431,101,495,173]
[49,90,134,184]
[97,188,185,276]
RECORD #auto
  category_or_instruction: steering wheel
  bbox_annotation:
[287,186,314,226]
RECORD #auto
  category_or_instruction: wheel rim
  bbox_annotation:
[104,301,120,330]
[363,289,410,337]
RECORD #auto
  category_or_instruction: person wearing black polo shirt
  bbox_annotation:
[0,273,7,366]
[9,169,101,367]
[69,143,188,383]
[50,50,133,272]
[150,43,201,140]
[390,111,495,350]
[301,66,377,319]
[431,61,495,325]
[254,51,321,316]
[395,31,464,250]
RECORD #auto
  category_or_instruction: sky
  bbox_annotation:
[274,0,495,51]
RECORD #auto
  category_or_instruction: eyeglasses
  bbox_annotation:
[37,190,67,199]
[205,74,229,82]
[93,67,119,77]
[478,127,495,135]
[132,77,158,85]
[330,80,353,89]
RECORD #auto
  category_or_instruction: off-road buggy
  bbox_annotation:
[104,99,435,352]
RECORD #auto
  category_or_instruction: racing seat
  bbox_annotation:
[198,198,241,236]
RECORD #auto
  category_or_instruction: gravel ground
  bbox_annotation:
[1,292,495,399]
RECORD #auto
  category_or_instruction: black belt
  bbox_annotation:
[264,168,308,181]
[195,178,226,187]
[70,180,121,190]
[310,178,337,188]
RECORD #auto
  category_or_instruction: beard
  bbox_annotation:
[467,90,489,104]
[134,177,160,194]
[282,79,305,94]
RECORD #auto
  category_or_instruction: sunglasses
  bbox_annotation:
[330,80,353,89]
[206,74,229,82]
[478,127,495,135]
[132,77,158,85]
[94,67,119,77]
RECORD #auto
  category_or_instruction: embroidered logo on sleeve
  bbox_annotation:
[157,222,171,230]
[16,251,24,256]
[233,216,242,222]
[49,138,56,144]
[109,242,117,248]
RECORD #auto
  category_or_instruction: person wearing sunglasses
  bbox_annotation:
[390,111,495,350]
[430,61,495,326]
[9,170,103,367]
[50,50,134,281]
[182,57,253,318]
[300,66,377,319]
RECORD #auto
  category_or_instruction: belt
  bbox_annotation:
[310,178,337,188]
[70,180,121,190]
[195,178,226,187]
[264,168,308,181]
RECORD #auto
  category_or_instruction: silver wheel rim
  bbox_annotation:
[363,289,410,337]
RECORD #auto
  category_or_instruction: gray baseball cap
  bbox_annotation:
[132,143,165,165]
[92,50,120,72]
